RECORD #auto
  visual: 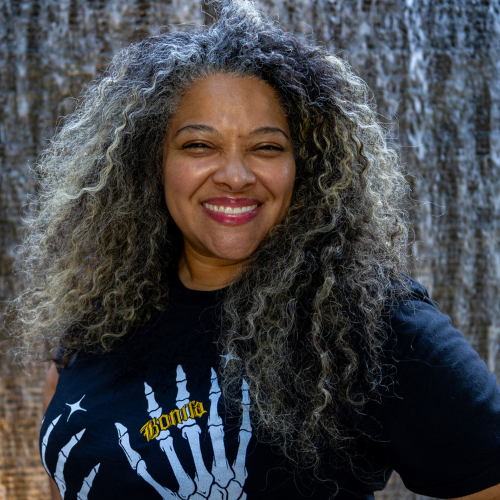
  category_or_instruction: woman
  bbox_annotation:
[8,1,500,499]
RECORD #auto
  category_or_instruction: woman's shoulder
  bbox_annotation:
[381,274,495,395]
[360,275,500,498]
[384,274,467,361]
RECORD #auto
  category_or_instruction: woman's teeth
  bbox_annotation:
[203,203,258,214]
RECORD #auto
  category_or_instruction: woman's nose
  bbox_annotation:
[211,153,257,191]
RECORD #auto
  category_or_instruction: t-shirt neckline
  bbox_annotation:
[169,273,228,308]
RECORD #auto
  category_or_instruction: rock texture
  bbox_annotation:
[0,0,498,498]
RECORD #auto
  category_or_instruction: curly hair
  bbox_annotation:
[6,0,408,476]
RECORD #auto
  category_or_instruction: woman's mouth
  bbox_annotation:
[201,199,262,225]
[202,203,258,214]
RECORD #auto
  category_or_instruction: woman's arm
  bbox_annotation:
[43,363,63,500]
[450,483,500,500]
[43,363,59,413]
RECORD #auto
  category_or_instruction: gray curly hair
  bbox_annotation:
[7,0,408,474]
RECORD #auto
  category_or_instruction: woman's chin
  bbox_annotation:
[208,249,256,264]
[202,241,260,264]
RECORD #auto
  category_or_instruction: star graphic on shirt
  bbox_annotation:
[66,395,87,422]
[220,352,240,368]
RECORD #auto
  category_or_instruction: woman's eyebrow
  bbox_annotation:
[173,124,220,139]
[249,127,289,140]
[173,124,289,140]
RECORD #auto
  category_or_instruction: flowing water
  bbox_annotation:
[0,0,498,498]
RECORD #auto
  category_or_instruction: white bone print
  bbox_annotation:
[115,365,252,499]
[208,368,234,489]
[175,366,216,498]
[77,463,101,500]
[41,414,62,475]
[42,405,100,498]
[226,380,251,500]
[144,379,196,499]
[54,429,86,498]
[116,423,178,499]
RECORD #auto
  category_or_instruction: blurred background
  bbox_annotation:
[0,0,498,498]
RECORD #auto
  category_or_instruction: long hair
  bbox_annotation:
[7,0,408,475]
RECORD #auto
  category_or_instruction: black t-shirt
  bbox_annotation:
[40,276,500,499]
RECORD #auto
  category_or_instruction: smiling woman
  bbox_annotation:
[7,1,500,499]
[162,74,296,289]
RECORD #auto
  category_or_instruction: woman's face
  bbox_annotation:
[162,73,296,263]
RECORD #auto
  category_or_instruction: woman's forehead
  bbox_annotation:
[166,73,290,138]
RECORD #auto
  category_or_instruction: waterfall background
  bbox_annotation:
[0,0,498,498]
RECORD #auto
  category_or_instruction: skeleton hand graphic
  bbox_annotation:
[41,407,100,499]
[115,365,252,500]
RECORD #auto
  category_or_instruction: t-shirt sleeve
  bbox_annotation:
[53,340,78,373]
[360,278,500,498]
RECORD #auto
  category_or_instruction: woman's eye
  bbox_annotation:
[184,142,209,149]
[257,145,283,151]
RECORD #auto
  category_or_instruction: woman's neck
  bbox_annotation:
[177,245,244,291]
